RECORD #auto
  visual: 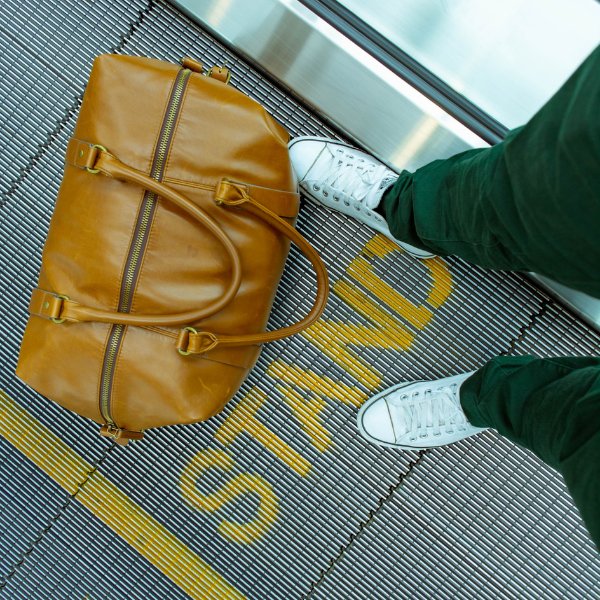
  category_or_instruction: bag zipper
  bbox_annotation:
[98,68,192,430]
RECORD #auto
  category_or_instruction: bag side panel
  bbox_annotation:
[17,319,109,423]
[17,55,180,426]
[111,326,257,430]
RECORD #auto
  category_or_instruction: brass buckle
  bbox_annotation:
[85,144,107,174]
[50,294,69,324]
[177,327,198,356]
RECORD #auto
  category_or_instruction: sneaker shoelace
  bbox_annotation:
[308,146,395,209]
[390,384,469,442]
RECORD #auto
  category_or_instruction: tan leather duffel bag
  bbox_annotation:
[16,54,329,445]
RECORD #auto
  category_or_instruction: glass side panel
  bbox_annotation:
[335,0,600,128]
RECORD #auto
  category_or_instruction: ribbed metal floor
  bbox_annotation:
[0,1,599,598]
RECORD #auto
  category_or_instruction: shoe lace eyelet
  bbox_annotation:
[323,191,329,197]
[313,184,320,191]
[344,200,350,206]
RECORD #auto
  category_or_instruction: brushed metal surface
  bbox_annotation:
[534,274,600,328]
[337,0,600,128]
[173,0,486,172]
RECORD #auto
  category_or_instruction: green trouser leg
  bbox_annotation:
[379,45,600,298]
[377,47,600,549]
[460,356,600,551]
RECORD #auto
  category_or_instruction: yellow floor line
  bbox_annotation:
[0,390,245,600]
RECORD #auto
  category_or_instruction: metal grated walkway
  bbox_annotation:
[0,1,599,598]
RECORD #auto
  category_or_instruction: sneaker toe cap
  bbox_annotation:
[288,139,328,181]
[358,399,396,444]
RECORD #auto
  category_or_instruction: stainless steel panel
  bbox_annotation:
[337,0,600,128]
[174,0,485,172]
[534,275,600,330]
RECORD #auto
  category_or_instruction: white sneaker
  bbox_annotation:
[288,136,435,259]
[357,373,487,449]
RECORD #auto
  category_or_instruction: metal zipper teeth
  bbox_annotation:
[98,69,192,426]
[99,324,125,422]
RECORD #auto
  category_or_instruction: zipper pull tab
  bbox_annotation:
[99,424,145,446]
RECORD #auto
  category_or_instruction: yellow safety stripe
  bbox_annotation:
[0,390,245,600]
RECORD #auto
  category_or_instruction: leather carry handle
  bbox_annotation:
[36,146,243,327]
[34,144,329,341]
[175,181,330,354]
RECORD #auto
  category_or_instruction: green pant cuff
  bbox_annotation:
[459,372,491,429]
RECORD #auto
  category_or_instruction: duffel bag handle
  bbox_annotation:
[175,180,330,354]
[32,145,329,341]
[32,145,243,327]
